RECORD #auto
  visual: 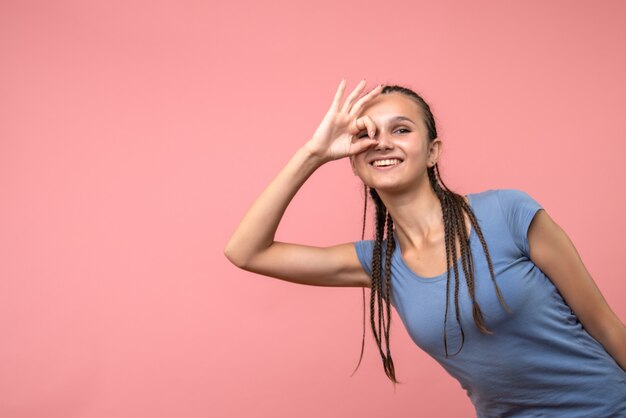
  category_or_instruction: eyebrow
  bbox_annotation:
[387,116,416,126]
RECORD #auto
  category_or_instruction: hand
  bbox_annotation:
[304,79,383,163]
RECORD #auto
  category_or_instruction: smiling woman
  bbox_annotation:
[224,79,626,417]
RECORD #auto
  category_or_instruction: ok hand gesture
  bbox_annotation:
[305,79,384,164]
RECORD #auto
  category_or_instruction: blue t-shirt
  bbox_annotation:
[354,189,626,417]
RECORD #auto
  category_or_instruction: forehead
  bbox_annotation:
[359,92,423,125]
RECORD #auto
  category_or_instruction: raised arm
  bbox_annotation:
[223,79,382,287]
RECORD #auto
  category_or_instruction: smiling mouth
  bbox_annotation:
[370,158,403,168]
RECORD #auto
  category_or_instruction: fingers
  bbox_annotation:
[353,115,377,138]
[330,79,384,117]
[340,79,367,114]
[349,115,379,156]
[362,115,377,139]
[350,138,379,156]
[329,79,347,112]
[350,83,384,117]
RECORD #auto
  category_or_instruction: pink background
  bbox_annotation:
[1,1,625,417]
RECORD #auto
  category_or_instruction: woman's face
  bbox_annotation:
[350,92,441,193]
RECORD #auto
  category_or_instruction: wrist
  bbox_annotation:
[300,144,329,167]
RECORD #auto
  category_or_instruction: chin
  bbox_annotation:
[368,181,410,194]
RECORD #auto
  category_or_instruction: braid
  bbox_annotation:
[383,212,396,382]
[367,188,401,385]
[370,190,385,351]
[432,179,460,357]
[451,192,489,334]
[350,184,369,378]
[455,192,511,314]
[446,187,464,356]
[431,164,511,355]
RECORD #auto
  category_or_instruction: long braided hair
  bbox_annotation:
[350,85,511,385]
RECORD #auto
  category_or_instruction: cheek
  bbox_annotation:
[352,155,366,169]
[349,157,363,175]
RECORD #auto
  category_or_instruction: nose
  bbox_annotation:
[374,131,394,150]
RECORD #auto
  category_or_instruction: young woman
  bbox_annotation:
[224,79,626,416]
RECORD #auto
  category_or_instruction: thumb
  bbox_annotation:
[350,139,379,156]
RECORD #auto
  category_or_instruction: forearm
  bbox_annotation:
[224,146,325,267]
[595,320,626,372]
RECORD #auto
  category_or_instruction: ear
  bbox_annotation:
[428,138,443,166]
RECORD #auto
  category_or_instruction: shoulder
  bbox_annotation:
[493,188,542,214]
[354,237,393,258]
[492,188,544,256]
[465,188,499,211]
[494,188,537,202]
[468,188,530,199]
[468,188,540,209]
[353,238,393,275]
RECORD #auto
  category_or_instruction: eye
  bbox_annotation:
[357,131,370,139]
[395,128,410,134]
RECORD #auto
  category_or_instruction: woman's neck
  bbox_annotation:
[377,181,444,250]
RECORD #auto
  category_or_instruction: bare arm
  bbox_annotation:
[528,210,626,371]
[224,79,382,287]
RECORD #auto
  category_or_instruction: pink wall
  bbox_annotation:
[1,1,624,417]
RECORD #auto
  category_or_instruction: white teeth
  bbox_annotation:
[372,159,402,167]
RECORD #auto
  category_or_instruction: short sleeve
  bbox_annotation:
[353,240,374,276]
[496,189,543,258]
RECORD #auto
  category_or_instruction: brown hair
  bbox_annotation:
[350,85,511,386]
